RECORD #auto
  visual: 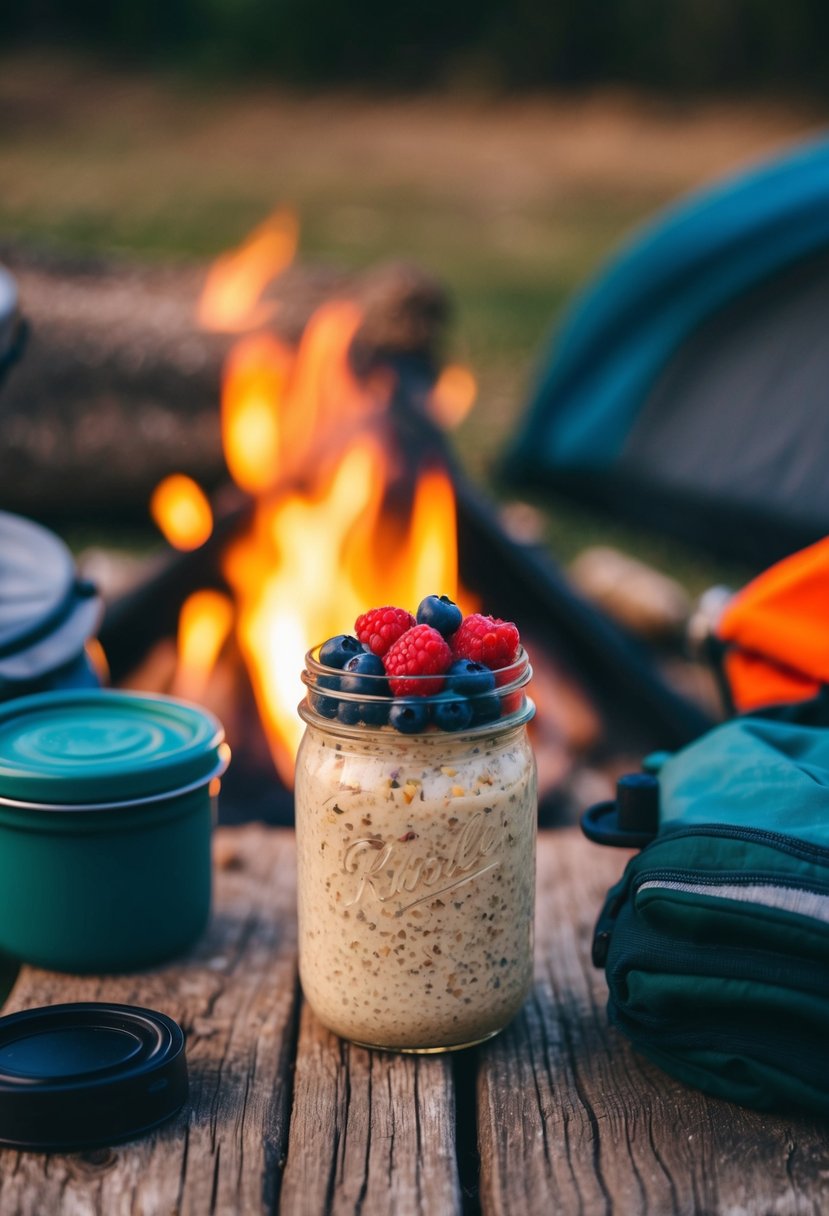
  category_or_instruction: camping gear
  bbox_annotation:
[504,136,829,565]
[710,534,829,719]
[0,690,229,972]
[586,716,829,1116]
[0,511,103,702]
[581,771,660,849]
[0,1002,188,1151]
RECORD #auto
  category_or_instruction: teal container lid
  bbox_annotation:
[0,690,227,807]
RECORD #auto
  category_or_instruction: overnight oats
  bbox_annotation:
[295,597,537,1051]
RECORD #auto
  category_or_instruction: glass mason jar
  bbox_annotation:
[295,646,537,1052]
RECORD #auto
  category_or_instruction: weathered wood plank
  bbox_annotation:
[477,829,829,1216]
[0,826,299,1216]
[279,1006,462,1216]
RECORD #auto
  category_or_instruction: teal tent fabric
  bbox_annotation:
[507,136,829,469]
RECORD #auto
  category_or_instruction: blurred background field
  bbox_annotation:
[1,35,826,589]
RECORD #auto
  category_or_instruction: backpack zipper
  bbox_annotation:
[634,871,829,925]
[591,823,829,967]
[653,821,829,864]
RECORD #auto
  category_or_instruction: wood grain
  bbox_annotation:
[0,826,299,1216]
[2,824,828,1215]
[477,830,829,1216]
[279,1006,462,1216]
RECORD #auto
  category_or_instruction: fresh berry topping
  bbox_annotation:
[337,699,362,726]
[357,698,390,727]
[319,634,363,669]
[450,613,520,669]
[311,673,341,718]
[384,624,452,696]
[416,594,463,637]
[355,606,416,656]
[389,700,429,734]
[337,692,390,727]
[445,658,496,696]
[341,652,389,697]
[493,663,523,717]
[430,691,473,732]
[471,692,501,725]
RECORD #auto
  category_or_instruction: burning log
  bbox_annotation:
[0,242,449,524]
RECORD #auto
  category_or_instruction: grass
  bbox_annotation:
[1,49,823,590]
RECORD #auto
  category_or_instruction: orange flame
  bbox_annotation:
[406,465,461,603]
[197,208,298,332]
[224,439,386,783]
[150,474,213,551]
[160,212,479,787]
[221,333,292,494]
[174,590,234,701]
[278,300,384,470]
[428,365,477,430]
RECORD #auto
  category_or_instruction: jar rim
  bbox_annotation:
[298,695,535,740]
[299,644,534,739]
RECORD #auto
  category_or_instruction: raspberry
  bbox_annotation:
[450,613,520,670]
[493,659,523,717]
[384,624,452,696]
[355,606,416,657]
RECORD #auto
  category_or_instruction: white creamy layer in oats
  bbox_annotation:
[295,720,536,1049]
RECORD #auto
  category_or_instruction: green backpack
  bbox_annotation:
[588,717,829,1116]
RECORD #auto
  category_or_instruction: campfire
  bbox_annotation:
[98,212,711,825]
[147,212,479,792]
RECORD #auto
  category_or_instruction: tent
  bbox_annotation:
[504,136,829,566]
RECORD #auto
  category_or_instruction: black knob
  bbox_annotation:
[616,773,659,834]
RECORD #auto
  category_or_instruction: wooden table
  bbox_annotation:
[1,826,828,1215]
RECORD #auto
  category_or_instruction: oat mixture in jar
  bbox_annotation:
[295,643,536,1051]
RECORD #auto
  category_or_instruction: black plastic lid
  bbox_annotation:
[0,1002,188,1152]
[580,772,660,848]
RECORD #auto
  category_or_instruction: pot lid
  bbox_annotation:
[0,512,103,688]
[0,690,228,806]
[0,1002,187,1151]
[0,512,78,656]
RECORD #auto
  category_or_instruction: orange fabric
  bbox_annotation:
[717,535,829,711]
[723,649,821,713]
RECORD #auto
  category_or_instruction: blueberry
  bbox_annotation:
[319,634,363,669]
[311,673,341,718]
[389,700,429,734]
[470,692,500,724]
[445,658,496,696]
[337,699,363,726]
[339,653,389,726]
[416,594,462,637]
[358,699,390,727]
[431,691,473,732]
[340,652,388,696]
[337,695,389,727]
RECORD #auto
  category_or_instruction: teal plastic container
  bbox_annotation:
[0,690,229,973]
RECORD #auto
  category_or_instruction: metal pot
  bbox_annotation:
[0,511,103,702]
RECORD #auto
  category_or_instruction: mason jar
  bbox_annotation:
[295,647,537,1052]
